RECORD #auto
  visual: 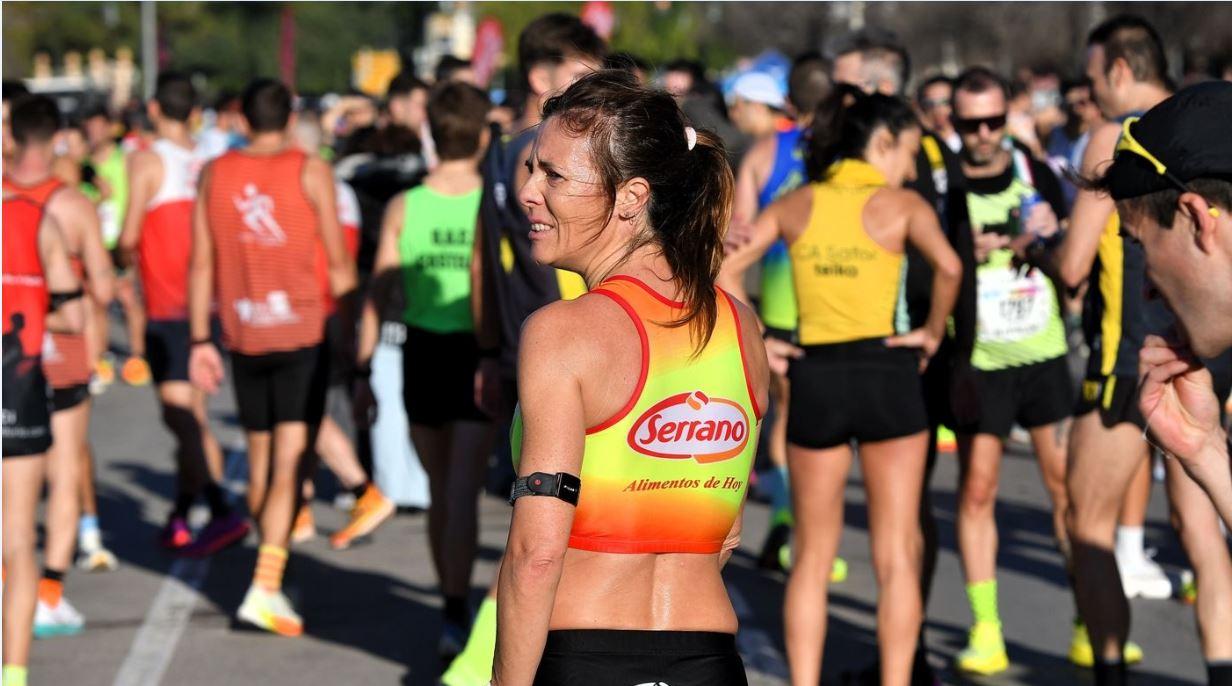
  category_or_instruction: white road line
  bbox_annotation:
[728,584,789,680]
[112,449,245,686]
[110,557,209,686]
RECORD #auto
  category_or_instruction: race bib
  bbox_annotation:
[976,266,1053,344]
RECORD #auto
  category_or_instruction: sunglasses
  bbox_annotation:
[1116,116,1222,218]
[952,113,1007,134]
[921,97,951,110]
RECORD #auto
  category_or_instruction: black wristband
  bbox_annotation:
[354,363,372,380]
[509,472,581,506]
[190,337,213,347]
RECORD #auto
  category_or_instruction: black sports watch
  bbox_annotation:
[508,472,581,506]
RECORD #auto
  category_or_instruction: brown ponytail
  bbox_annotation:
[542,70,734,353]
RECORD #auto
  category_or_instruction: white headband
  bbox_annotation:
[685,126,697,151]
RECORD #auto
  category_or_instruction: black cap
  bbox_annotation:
[1107,81,1232,200]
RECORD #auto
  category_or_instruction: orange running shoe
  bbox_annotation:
[121,356,152,386]
[330,484,395,550]
[291,505,316,544]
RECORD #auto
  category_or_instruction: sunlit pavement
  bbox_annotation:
[33,377,1208,685]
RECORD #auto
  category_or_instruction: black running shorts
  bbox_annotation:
[953,355,1073,438]
[786,338,929,449]
[51,383,90,413]
[534,630,748,686]
[401,325,488,427]
[146,319,222,385]
[3,356,52,458]
[230,344,328,432]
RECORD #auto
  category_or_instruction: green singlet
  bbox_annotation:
[398,184,482,334]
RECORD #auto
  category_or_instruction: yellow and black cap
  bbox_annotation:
[1107,81,1232,201]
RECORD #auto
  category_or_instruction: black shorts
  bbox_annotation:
[401,326,487,427]
[231,345,328,432]
[534,630,747,686]
[145,319,222,385]
[3,357,52,458]
[953,356,1073,438]
[1074,374,1143,430]
[786,338,929,449]
[52,383,91,412]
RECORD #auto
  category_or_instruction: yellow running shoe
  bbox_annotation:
[1180,569,1197,605]
[237,584,303,637]
[96,357,116,385]
[957,621,1009,675]
[936,425,958,453]
[291,505,316,544]
[330,484,395,550]
[120,356,151,386]
[1068,621,1144,667]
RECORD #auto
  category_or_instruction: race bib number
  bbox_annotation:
[976,267,1052,343]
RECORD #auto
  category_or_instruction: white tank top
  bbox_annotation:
[148,138,205,210]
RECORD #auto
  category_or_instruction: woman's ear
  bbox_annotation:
[616,177,651,221]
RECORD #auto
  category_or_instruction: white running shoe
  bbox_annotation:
[237,584,303,636]
[76,529,120,572]
[34,597,85,637]
[1119,549,1173,599]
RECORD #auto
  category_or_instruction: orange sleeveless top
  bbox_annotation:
[204,150,325,355]
[3,177,91,388]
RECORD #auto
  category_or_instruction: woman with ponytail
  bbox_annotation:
[492,70,769,685]
[720,85,962,686]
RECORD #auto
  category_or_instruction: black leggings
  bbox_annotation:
[535,630,748,686]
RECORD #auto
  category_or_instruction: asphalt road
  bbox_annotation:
[28,370,1216,686]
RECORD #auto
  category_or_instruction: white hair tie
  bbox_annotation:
[685,126,697,151]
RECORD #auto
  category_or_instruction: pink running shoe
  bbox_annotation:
[181,512,250,558]
[160,516,192,551]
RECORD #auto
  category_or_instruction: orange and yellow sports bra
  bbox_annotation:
[511,275,763,554]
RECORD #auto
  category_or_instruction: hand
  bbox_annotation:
[1138,335,1223,461]
[884,327,941,372]
[474,357,505,418]
[724,217,756,256]
[764,336,804,377]
[189,343,225,395]
[1023,201,1060,238]
[352,376,377,428]
[974,229,1011,263]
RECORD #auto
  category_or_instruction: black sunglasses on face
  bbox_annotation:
[921,97,951,110]
[953,113,1008,135]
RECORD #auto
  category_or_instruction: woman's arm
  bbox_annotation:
[493,302,587,686]
[40,213,84,335]
[887,193,962,363]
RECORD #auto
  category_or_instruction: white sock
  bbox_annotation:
[1116,526,1145,563]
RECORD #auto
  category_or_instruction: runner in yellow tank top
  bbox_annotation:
[492,71,770,686]
[721,85,961,686]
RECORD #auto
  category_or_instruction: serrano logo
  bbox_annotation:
[628,391,749,464]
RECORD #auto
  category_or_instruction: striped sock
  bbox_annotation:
[966,579,1000,626]
[254,545,288,592]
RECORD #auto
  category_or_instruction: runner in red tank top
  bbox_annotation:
[118,74,248,557]
[189,79,357,637]
[4,95,115,642]
[290,115,394,551]
[3,94,87,686]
